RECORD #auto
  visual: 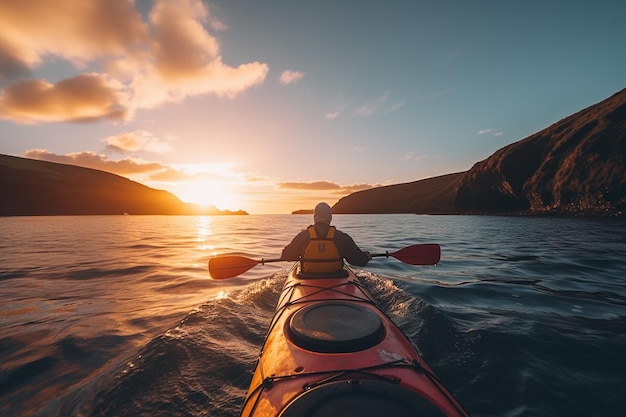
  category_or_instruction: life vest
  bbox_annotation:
[301,225,343,273]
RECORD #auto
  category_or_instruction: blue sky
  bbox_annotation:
[1,0,624,213]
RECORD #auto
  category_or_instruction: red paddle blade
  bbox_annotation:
[389,243,441,265]
[208,256,260,279]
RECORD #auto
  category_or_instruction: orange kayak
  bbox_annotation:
[240,265,470,417]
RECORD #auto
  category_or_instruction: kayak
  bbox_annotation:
[239,265,470,417]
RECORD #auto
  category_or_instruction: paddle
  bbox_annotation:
[208,243,440,280]
[371,243,441,266]
[208,256,284,280]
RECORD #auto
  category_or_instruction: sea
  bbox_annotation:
[1,214,625,417]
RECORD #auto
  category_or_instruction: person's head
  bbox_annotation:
[313,202,332,224]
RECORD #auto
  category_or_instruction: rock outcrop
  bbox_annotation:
[455,89,626,216]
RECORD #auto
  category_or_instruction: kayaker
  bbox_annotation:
[281,202,372,273]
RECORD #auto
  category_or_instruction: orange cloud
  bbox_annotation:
[150,0,221,81]
[147,166,191,182]
[23,149,166,175]
[104,130,174,154]
[279,181,375,193]
[0,0,268,123]
[279,181,342,190]
[0,74,127,123]
[341,183,376,193]
[279,70,305,85]
[0,0,147,68]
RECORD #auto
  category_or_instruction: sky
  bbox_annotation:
[1,0,625,214]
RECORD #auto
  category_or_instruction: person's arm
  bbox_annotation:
[281,230,309,261]
[335,230,371,267]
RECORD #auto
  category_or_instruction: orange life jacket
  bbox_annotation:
[301,225,343,273]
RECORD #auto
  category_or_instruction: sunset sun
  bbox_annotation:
[177,180,242,210]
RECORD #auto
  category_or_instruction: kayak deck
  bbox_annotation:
[240,266,469,417]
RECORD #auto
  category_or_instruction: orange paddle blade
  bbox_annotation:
[208,256,260,279]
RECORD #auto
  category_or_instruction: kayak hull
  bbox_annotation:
[240,266,469,417]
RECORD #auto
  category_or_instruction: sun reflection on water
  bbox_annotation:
[196,216,219,253]
[196,216,213,242]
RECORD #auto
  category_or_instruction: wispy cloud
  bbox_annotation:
[349,90,404,118]
[278,181,342,191]
[385,100,405,114]
[104,130,175,154]
[279,70,305,85]
[0,0,268,124]
[353,91,391,117]
[23,148,167,175]
[325,111,341,119]
[478,128,504,137]
[324,100,347,120]
[342,183,377,193]
[278,181,375,194]
[401,151,439,161]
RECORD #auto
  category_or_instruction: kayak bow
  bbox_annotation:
[240,265,470,417]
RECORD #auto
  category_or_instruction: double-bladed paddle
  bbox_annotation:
[208,243,440,279]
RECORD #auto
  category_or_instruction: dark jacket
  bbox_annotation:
[281,222,370,267]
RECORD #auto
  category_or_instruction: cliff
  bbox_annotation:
[455,88,626,216]
[0,154,247,216]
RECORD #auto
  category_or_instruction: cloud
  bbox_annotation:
[104,130,174,154]
[279,181,342,191]
[478,128,504,137]
[0,0,268,123]
[0,41,32,82]
[353,91,391,117]
[0,0,148,71]
[278,181,375,193]
[401,151,438,161]
[352,90,404,117]
[279,70,304,85]
[325,109,343,120]
[147,166,191,182]
[385,100,405,114]
[341,183,375,193]
[0,74,128,123]
[23,148,167,175]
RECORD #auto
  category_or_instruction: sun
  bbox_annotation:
[176,180,242,210]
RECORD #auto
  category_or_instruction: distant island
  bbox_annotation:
[327,88,626,217]
[0,154,247,216]
[291,209,314,215]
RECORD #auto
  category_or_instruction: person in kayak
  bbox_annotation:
[281,202,372,274]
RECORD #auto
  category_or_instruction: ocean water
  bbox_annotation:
[1,214,625,417]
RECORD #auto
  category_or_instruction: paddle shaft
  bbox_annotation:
[208,243,440,279]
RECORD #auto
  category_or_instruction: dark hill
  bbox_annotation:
[0,154,247,216]
[333,172,464,214]
[455,88,626,216]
